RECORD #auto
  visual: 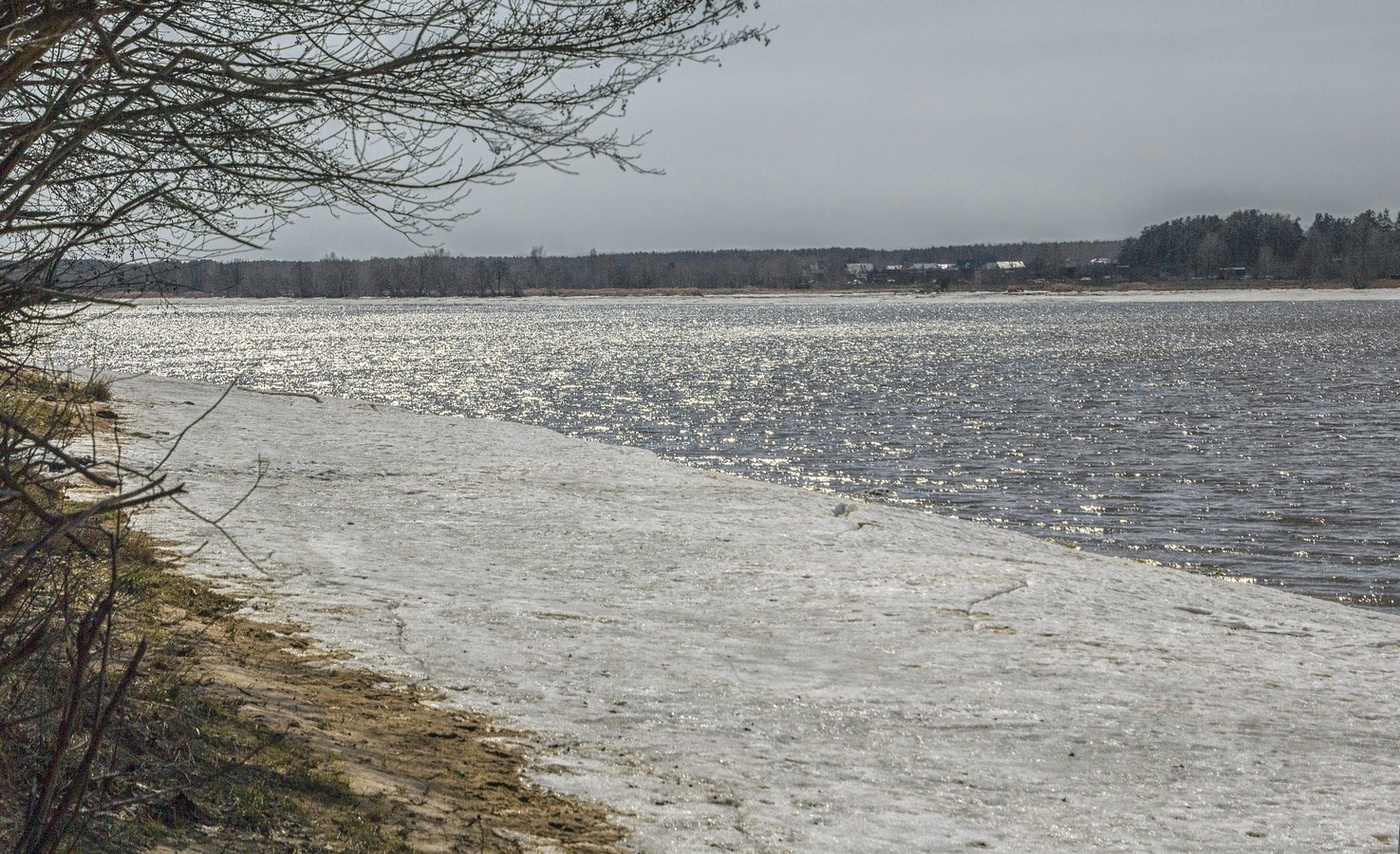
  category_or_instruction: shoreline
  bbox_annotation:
[114,279,1400,303]
[115,373,1400,852]
[142,571,628,852]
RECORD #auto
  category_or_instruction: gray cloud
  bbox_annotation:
[254,0,1400,259]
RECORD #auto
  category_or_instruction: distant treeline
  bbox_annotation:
[1120,209,1400,284]
[106,208,1400,298]
[138,240,1123,298]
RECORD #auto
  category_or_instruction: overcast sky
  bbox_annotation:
[254,1,1400,260]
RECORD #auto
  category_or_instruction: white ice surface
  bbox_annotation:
[111,374,1400,852]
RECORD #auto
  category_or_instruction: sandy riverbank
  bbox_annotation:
[113,373,1400,852]
[144,582,625,852]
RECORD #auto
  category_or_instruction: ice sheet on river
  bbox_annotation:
[114,374,1400,852]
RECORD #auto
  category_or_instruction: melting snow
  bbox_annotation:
[114,374,1400,852]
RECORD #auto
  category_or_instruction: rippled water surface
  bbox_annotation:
[56,293,1400,606]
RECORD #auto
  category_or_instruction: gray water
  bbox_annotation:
[56,292,1400,607]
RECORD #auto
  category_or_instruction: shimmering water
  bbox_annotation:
[55,292,1400,606]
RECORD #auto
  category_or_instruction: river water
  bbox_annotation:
[54,290,1400,607]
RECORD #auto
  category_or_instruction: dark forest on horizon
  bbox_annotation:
[105,208,1400,298]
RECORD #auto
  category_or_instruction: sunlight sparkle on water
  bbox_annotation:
[54,293,1400,607]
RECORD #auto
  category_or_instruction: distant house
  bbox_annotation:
[971,259,1030,286]
[1083,257,1121,280]
[840,260,873,281]
[909,262,957,271]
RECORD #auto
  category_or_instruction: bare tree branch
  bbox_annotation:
[2,0,765,301]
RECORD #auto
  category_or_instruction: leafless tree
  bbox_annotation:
[1,0,763,305]
[0,1,761,847]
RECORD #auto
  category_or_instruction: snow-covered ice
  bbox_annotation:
[112,373,1400,852]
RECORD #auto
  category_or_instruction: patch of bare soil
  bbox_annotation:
[140,572,626,854]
